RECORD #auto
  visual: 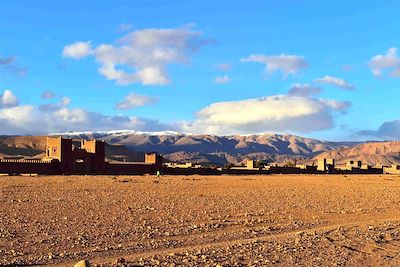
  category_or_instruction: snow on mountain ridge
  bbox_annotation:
[50,130,185,136]
[50,130,326,141]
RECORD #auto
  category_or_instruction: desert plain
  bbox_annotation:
[1,174,400,266]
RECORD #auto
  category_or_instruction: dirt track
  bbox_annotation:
[1,174,400,266]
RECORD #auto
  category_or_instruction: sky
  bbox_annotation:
[1,0,400,141]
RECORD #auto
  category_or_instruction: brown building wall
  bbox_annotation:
[163,167,221,175]
[81,139,106,173]
[268,166,316,174]
[145,153,163,170]
[106,163,156,175]
[333,168,383,175]
[46,137,74,174]
[0,160,160,175]
[0,159,60,175]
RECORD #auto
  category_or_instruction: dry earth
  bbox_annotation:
[2,174,400,266]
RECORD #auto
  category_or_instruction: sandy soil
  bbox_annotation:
[1,174,400,266]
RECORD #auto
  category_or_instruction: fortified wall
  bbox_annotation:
[0,158,60,175]
[0,137,162,175]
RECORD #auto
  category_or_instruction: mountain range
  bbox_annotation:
[1,131,398,166]
[312,141,400,166]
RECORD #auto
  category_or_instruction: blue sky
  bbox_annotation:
[1,0,400,140]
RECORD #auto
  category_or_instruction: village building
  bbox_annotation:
[0,137,162,175]
[164,162,202,168]
[384,164,400,174]
[317,158,335,172]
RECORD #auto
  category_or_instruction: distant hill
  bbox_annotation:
[0,136,46,160]
[311,141,400,166]
[0,136,143,162]
[49,130,360,166]
[6,132,396,167]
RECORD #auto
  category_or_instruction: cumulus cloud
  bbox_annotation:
[0,106,175,135]
[0,90,18,108]
[359,119,400,140]
[369,47,400,77]
[115,93,159,110]
[288,83,322,97]
[62,41,93,59]
[314,75,355,90]
[240,53,308,77]
[0,90,351,136]
[41,90,55,99]
[63,25,210,86]
[184,95,351,135]
[0,94,175,135]
[214,75,231,84]
[0,54,27,76]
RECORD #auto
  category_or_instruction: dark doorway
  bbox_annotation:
[75,159,85,174]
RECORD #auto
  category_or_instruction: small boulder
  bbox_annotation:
[74,260,90,267]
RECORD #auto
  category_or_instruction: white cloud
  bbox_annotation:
[288,83,322,97]
[369,47,400,77]
[63,26,210,86]
[214,75,231,84]
[314,75,355,90]
[0,90,18,108]
[240,53,308,77]
[115,93,159,110]
[60,96,71,106]
[62,41,93,59]
[0,105,39,134]
[184,95,351,135]
[0,90,351,136]
[0,103,176,136]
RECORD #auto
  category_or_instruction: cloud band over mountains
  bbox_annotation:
[184,95,351,135]
[0,89,351,136]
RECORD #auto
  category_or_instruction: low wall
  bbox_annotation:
[268,166,317,174]
[106,163,156,175]
[332,168,383,175]
[0,159,386,176]
[0,159,60,175]
[163,167,221,175]
[221,169,269,175]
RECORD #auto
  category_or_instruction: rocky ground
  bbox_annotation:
[1,174,400,266]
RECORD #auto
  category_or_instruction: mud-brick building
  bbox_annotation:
[317,158,335,173]
[384,164,400,174]
[0,137,162,175]
[45,137,107,174]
